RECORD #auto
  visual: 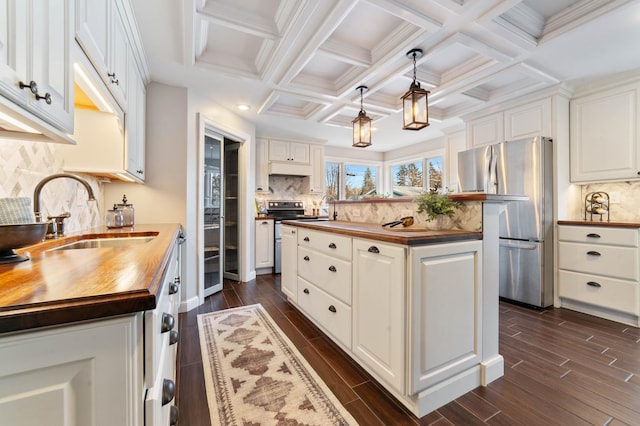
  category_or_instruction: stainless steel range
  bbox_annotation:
[267,201,305,273]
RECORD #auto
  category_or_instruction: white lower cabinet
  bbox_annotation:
[255,218,274,271]
[282,225,484,417]
[558,224,640,326]
[352,239,406,393]
[280,225,298,301]
[0,237,182,426]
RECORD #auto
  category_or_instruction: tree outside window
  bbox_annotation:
[345,165,376,199]
[392,161,423,197]
[325,162,340,200]
[426,157,443,191]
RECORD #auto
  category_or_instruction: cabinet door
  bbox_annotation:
[466,113,503,147]
[408,240,482,393]
[107,1,128,107]
[255,138,269,192]
[255,219,274,268]
[268,139,290,162]
[504,98,551,140]
[75,0,109,77]
[281,225,297,301]
[125,52,145,181]
[0,0,29,105]
[309,144,325,193]
[289,141,309,163]
[352,239,406,393]
[570,82,640,182]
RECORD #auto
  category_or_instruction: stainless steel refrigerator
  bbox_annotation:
[458,136,553,307]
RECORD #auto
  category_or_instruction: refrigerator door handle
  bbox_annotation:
[499,240,538,250]
[488,145,498,193]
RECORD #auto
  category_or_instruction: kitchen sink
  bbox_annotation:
[51,236,156,250]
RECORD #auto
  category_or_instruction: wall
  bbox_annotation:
[580,181,640,222]
[0,139,101,232]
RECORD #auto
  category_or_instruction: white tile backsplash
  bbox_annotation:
[0,140,102,233]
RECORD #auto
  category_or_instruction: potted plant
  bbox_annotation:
[415,189,460,227]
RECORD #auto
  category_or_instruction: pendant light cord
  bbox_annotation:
[412,51,417,84]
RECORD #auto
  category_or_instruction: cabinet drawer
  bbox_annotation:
[558,225,638,247]
[559,270,639,315]
[298,229,351,260]
[558,242,639,281]
[297,277,352,348]
[298,246,352,304]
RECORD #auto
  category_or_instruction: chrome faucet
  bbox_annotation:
[34,173,96,238]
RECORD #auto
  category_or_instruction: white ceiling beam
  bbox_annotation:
[197,2,279,40]
[318,39,372,67]
[364,0,443,32]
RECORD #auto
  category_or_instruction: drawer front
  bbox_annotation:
[559,270,639,315]
[558,242,639,281]
[298,246,352,304]
[558,225,638,247]
[298,228,351,260]
[297,277,352,348]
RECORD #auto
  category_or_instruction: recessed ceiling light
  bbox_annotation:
[237,104,250,111]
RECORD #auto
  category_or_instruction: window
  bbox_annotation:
[325,161,379,200]
[390,155,443,197]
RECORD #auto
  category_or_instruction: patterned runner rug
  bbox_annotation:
[197,304,358,425]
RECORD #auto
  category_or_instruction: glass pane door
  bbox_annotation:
[223,139,240,280]
[204,133,223,296]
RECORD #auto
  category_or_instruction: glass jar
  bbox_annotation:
[106,205,124,228]
[116,195,134,227]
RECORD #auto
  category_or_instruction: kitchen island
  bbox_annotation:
[0,223,183,425]
[280,216,501,418]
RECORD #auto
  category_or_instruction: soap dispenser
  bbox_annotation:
[116,195,135,227]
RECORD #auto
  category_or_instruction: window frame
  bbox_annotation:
[324,156,383,200]
[385,148,445,197]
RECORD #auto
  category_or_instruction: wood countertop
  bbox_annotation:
[558,220,640,228]
[0,223,182,334]
[281,220,482,246]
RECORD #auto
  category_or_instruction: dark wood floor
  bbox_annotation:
[176,274,640,425]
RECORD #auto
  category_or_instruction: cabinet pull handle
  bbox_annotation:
[328,265,336,272]
[162,379,175,405]
[169,330,179,345]
[304,236,310,242]
[586,251,601,256]
[19,80,38,94]
[107,72,119,85]
[35,91,52,104]
[586,233,601,238]
[174,276,181,284]
[328,243,337,249]
[587,281,602,288]
[161,313,175,333]
[303,288,309,294]
[262,221,269,224]
[368,246,379,254]
[169,283,179,295]
[303,255,310,261]
[328,305,337,313]
[170,406,179,425]
[257,186,263,191]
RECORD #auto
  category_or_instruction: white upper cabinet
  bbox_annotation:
[465,97,552,147]
[0,0,74,134]
[255,138,269,192]
[269,139,310,164]
[309,144,324,194]
[75,0,129,109]
[125,48,145,180]
[570,80,640,183]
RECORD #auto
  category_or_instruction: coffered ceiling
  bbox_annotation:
[132,0,640,152]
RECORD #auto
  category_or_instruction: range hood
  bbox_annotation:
[269,162,311,176]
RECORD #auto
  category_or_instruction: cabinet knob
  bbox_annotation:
[328,305,337,313]
[303,255,310,261]
[136,169,144,175]
[161,313,175,333]
[328,265,336,272]
[328,243,336,249]
[170,406,179,425]
[637,171,640,176]
[368,246,380,254]
[107,72,119,85]
[304,236,310,242]
[174,276,181,284]
[169,283,179,295]
[586,281,602,288]
[303,288,309,294]
[586,233,601,238]
[19,80,38,94]
[586,251,601,256]
[169,330,179,345]
[162,379,175,405]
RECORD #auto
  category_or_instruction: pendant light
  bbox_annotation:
[352,85,372,148]
[402,48,430,130]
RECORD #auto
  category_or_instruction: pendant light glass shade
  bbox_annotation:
[352,85,372,148]
[402,49,430,131]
